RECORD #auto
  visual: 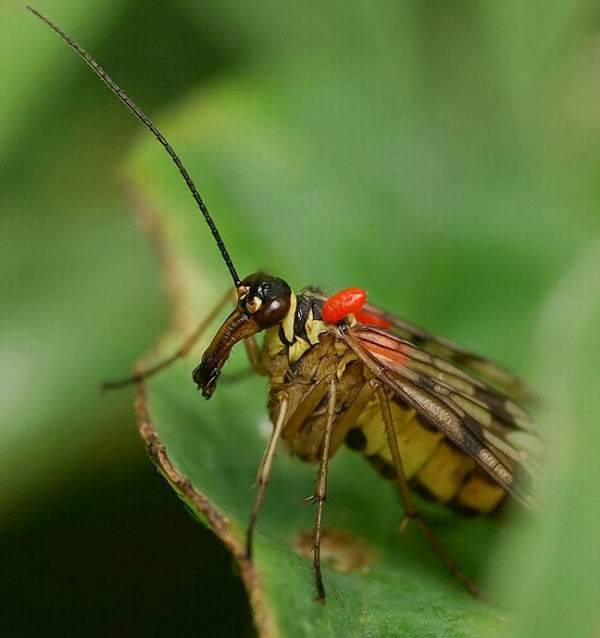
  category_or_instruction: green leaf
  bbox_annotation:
[141,361,506,636]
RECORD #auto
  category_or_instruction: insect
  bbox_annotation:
[31,7,541,601]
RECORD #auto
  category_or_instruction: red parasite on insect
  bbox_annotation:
[321,288,392,328]
[321,287,367,323]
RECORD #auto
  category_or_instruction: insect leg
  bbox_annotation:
[101,288,232,390]
[312,377,337,602]
[375,385,480,597]
[281,377,331,441]
[245,392,290,560]
[329,379,378,453]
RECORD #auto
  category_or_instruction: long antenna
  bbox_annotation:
[28,6,241,287]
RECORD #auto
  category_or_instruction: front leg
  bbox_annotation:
[244,379,331,560]
[245,392,290,560]
[312,377,337,602]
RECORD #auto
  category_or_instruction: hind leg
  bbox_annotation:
[375,384,480,597]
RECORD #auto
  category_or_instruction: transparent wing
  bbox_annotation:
[356,302,534,404]
[337,325,543,510]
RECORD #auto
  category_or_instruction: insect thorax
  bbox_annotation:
[260,291,365,462]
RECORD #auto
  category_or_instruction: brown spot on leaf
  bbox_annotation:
[294,528,376,574]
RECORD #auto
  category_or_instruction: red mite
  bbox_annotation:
[322,288,392,328]
[322,288,367,323]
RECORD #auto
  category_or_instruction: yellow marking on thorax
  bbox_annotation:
[289,337,310,363]
[281,292,297,344]
[287,314,328,363]
[306,311,326,345]
[264,295,329,364]
[264,326,285,356]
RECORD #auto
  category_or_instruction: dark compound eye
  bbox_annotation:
[238,272,292,329]
[253,296,290,328]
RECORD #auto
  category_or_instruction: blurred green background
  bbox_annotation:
[2,1,600,636]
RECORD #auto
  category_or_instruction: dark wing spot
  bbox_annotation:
[462,414,485,438]
[393,396,411,410]
[414,412,438,432]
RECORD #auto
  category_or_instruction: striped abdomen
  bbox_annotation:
[345,397,507,514]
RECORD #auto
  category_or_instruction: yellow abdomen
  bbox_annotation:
[345,398,506,514]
